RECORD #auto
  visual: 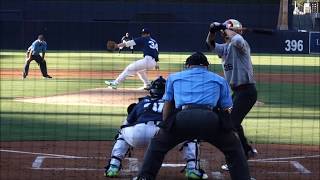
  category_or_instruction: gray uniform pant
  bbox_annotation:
[138,108,250,180]
[23,55,48,77]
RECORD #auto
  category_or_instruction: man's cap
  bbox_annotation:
[185,52,209,66]
[141,28,151,34]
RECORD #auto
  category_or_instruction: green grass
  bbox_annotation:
[1,51,319,73]
[0,51,319,145]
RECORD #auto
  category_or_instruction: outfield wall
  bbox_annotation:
[0,0,294,53]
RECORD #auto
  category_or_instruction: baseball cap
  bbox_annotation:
[141,28,151,34]
[185,52,209,66]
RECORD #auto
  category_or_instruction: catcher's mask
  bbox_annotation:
[149,76,166,98]
[185,52,209,67]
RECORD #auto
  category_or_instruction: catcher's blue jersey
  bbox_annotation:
[126,96,164,124]
[134,37,159,60]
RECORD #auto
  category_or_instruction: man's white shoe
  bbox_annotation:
[105,80,118,89]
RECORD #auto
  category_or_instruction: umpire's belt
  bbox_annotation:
[181,104,215,111]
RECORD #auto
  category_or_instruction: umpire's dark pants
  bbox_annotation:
[231,84,257,157]
[23,55,49,77]
[138,108,250,180]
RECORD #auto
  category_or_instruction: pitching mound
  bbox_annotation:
[15,88,149,107]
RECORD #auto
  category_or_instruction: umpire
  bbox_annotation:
[22,34,52,79]
[135,52,250,180]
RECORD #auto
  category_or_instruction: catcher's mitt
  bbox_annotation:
[107,40,118,51]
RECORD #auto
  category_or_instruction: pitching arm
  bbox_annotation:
[118,40,136,49]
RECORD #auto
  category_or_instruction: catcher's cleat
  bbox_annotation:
[105,80,118,89]
[221,164,229,171]
[104,164,120,177]
[185,168,208,179]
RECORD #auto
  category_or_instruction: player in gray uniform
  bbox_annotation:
[206,19,258,170]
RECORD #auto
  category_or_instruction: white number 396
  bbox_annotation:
[285,40,303,52]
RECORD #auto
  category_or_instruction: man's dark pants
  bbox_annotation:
[231,84,257,156]
[138,108,250,180]
[23,55,48,77]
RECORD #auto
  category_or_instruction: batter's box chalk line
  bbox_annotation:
[0,149,318,176]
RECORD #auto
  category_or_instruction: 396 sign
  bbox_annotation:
[284,40,304,52]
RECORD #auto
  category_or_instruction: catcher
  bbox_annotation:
[105,28,159,90]
[104,76,208,179]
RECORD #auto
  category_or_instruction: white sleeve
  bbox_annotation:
[214,43,225,57]
[124,40,136,47]
[230,34,246,50]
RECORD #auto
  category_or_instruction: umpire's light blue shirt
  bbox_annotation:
[29,40,47,55]
[163,66,232,109]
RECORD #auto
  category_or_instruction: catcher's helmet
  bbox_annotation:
[185,52,209,67]
[223,19,242,29]
[149,76,166,98]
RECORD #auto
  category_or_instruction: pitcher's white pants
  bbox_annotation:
[114,55,156,87]
[109,121,199,169]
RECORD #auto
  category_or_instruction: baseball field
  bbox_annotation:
[0,51,319,179]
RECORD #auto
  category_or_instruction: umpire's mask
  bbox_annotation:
[149,76,166,98]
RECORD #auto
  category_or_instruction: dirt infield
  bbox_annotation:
[1,69,319,84]
[15,88,149,107]
[0,141,319,180]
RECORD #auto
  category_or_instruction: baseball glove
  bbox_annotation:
[107,40,118,51]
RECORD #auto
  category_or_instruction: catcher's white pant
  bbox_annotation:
[114,55,156,87]
[110,121,199,169]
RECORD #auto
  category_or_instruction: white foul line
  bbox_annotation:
[0,149,84,158]
[1,148,316,175]
[249,154,320,162]
[290,161,311,174]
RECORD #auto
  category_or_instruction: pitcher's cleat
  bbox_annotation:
[185,168,208,179]
[137,84,151,90]
[104,164,120,177]
[105,80,118,89]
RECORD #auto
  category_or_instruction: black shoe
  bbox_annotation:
[44,75,52,79]
[22,73,27,80]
